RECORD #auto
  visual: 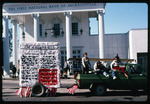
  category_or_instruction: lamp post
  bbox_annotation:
[80,29,83,35]
[61,30,64,36]
[22,31,25,39]
[44,31,48,37]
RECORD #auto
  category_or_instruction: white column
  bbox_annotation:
[129,30,133,59]
[19,24,24,43]
[12,20,18,68]
[64,12,72,61]
[97,10,105,59]
[32,14,39,42]
[3,15,10,78]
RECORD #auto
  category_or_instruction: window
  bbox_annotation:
[72,23,78,35]
[73,50,76,54]
[89,17,98,35]
[39,19,45,37]
[61,56,64,68]
[60,49,82,71]
[61,50,67,68]
[72,49,81,69]
[39,24,42,36]
[54,24,60,36]
[61,51,64,55]
[78,50,80,54]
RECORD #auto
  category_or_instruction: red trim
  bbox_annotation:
[114,66,127,77]
[38,69,58,86]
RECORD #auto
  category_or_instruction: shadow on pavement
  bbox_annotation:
[3,88,19,89]
[2,95,17,97]
[105,90,147,96]
[2,92,15,94]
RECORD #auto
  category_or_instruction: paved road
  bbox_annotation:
[2,77,148,102]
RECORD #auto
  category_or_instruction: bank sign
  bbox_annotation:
[3,3,105,15]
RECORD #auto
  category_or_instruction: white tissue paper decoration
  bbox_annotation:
[20,42,60,88]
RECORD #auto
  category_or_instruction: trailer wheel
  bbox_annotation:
[94,84,106,96]
[31,83,46,97]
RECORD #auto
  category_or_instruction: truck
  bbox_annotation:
[75,64,147,96]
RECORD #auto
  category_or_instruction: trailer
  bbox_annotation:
[16,42,60,97]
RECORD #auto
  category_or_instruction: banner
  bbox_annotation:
[20,42,60,88]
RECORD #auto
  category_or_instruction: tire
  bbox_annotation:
[89,88,94,93]
[31,83,46,97]
[94,84,106,96]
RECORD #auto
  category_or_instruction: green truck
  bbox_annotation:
[76,64,147,96]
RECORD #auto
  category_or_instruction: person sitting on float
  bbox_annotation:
[94,61,109,78]
[110,54,128,80]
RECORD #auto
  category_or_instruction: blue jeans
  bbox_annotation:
[103,71,109,77]
[111,69,116,77]
[96,70,108,77]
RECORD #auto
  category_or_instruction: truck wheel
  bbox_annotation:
[31,83,46,97]
[89,88,94,93]
[94,85,106,96]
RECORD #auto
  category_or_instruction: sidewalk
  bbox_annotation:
[2,75,76,100]
[2,76,19,80]
[61,74,74,79]
[2,75,75,80]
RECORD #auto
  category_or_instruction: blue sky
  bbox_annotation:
[104,3,148,34]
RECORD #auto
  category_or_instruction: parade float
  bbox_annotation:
[16,42,60,97]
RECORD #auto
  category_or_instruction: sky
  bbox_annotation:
[104,3,148,34]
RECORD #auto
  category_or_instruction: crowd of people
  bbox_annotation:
[60,61,73,79]
[60,52,130,79]
[2,61,20,79]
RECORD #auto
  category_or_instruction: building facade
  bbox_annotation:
[2,3,148,77]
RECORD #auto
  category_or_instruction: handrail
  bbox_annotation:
[68,58,134,63]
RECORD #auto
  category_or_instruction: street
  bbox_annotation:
[2,76,148,102]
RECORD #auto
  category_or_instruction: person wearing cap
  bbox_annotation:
[94,61,109,78]
[110,54,123,79]
[82,52,91,74]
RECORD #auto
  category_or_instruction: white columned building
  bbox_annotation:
[65,12,72,61]
[2,3,148,74]
[2,3,107,75]
[12,20,18,68]
[19,24,24,43]
[97,10,105,59]
[3,15,10,77]
[32,14,40,42]
[129,30,133,59]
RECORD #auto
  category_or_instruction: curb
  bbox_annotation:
[2,77,19,80]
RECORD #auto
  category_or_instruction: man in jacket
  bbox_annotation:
[94,61,109,78]
[82,52,91,74]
